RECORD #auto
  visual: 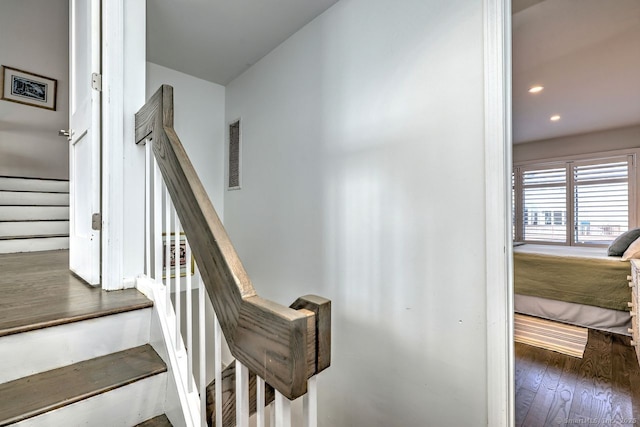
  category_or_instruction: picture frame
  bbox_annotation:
[1,65,57,111]
[162,232,195,278]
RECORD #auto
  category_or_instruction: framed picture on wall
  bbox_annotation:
[1,65,57,111]
[162,232,195,279]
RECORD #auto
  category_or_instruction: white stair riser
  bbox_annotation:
[0,177,68,193]
[11,372,167,427]
[0,220,69,238]
[0,191,69,206]
[0,236,69,253]
[0,308,152,384]
[0,206,69,221]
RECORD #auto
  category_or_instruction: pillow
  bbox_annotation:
[608,228,640,256]
[622,236,640,261]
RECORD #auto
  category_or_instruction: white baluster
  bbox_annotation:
[303,376,318,427]
[198,268,206,427]
[214,312,223,427]
[144,142,151,277]
[236,360,249,427]
[256,376,266,427]
[186,240,193,393]
[174,213,181,350]
[165,188,171,316]
[153,158,162,282]
[269,402,276,427]
[275,391,291,427]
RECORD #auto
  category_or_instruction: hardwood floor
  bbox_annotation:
[135,414,174,427]
[516,329,640,426]
[0,250,152,336]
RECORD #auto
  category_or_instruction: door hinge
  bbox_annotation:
[92,213,102,231]
[91,73,102,91]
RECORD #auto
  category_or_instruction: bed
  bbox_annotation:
[514,244,632,335]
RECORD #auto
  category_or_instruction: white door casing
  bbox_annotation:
[69,0,101,285]
[484,0,513,426]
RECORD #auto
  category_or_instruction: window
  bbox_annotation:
[522,166,567,242]
[573,159,629,244]
[513,154,635,246]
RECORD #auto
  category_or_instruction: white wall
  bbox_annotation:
[513,124,640,163]
[0,0,69,179]
[225,0,487,425]
[146,63,226,213]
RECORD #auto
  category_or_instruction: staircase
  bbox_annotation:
[133,85,332,425]
[0,250,178,426]
[0,176,70,254]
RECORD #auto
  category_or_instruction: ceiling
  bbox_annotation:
[146,0,339,86]
[147,0,639,143]
[512,0,640,143]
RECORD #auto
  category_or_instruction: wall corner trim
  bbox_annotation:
[484,0,514,426]
[101,0,125,290]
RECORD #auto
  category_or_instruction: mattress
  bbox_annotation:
[514,244,630,311]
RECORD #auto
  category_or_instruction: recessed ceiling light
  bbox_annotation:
[550,115,561,122]
[528,85,544,94]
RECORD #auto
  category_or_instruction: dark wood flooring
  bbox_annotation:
[135,414,174,427]
[0,344,166,426]
[0,250,152,336]
[516,329,640,426]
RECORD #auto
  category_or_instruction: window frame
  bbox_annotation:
[513,149,639,247]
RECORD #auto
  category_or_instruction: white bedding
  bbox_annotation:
[513,243,619,261]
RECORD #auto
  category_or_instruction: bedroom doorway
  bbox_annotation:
[511,0,640,424]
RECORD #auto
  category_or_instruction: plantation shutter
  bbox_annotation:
[521,166,567,243]
[573,157,630,244]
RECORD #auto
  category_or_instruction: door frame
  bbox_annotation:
[100,0,124,291]
[100,0,146,290]
[484,0,514,426]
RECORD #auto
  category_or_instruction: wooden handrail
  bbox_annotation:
[135,85,330,399]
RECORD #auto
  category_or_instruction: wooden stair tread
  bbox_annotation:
[135,414,174,427]
[0,296,152,337]
[0,345,167,426]
[0,250,153,337]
